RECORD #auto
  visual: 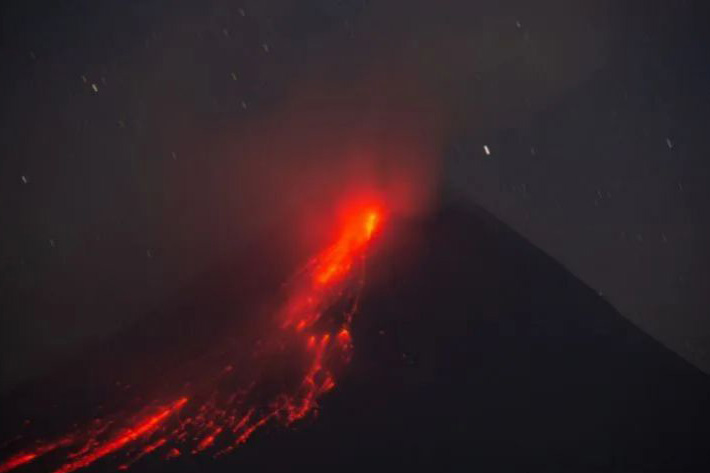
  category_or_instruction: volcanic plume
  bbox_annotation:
[0,204,383,473]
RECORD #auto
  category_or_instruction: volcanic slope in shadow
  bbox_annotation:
[205,203,710,473]
[3,203,710,473]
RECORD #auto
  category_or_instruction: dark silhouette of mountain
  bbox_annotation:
[216,203,710,472]
[2,202,709,472]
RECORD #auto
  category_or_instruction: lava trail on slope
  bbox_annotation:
[0,205,383,473]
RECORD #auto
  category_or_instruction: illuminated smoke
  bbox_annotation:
[0,205,383,473]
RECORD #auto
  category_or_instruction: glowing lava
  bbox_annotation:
[0,205,383,473]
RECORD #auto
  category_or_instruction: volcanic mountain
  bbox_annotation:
[2,202,709,472]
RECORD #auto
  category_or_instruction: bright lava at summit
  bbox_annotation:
[0,206,383,473]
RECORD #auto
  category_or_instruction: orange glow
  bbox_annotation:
[313,206,382,286]
[0,205,385,473]
[364,211,379,238]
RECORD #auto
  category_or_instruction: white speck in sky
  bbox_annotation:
[231,72,237,81]
[665,137,673,149]
[91,83,99,93]
[241,100,248,110]
[238,8,245,17]
[515,20,522,29]
[21,175,28,184]
[262,43,270,53]
[49,239,55,248]
[483,145,491,156]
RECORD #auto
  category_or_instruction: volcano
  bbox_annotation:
[2,202,709,473]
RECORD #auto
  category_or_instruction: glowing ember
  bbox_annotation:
[0,206,383,473]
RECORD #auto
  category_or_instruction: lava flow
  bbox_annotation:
[0,205,383,473]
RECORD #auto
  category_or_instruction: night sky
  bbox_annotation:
[2,1,710,472]
[1,0,709,410]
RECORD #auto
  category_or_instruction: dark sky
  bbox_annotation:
[445,1,710,373]
[1,0,709,393]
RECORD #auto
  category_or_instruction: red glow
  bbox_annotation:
[313,207,381,286]
[0,454,36,473]
[52,397,188,473]
[0,438,73,473]
[165,448,181,459]
[0,205,384,473]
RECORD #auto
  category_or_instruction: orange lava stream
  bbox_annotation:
[0,205,383,473]
[52,398,189,473]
